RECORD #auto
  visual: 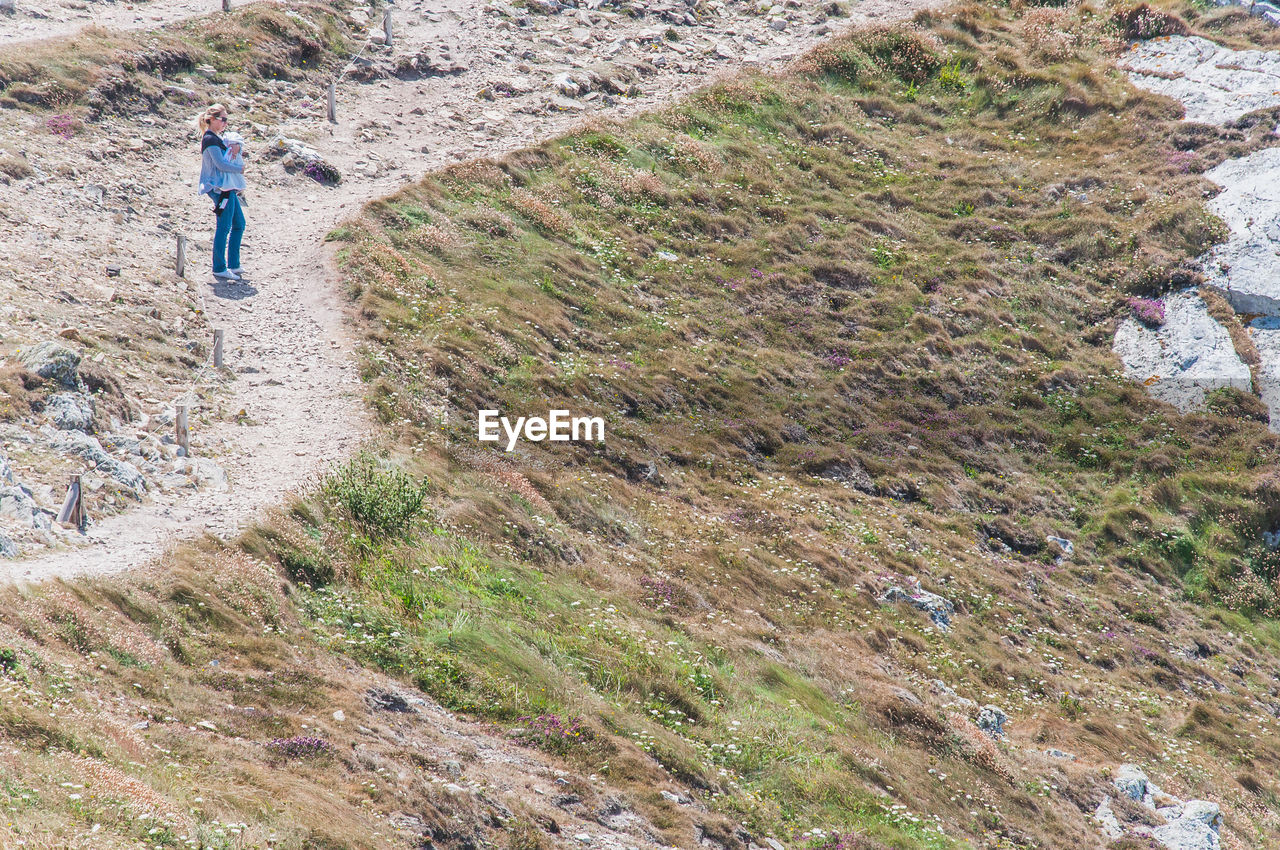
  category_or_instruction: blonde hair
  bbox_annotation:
[196,103,228,134]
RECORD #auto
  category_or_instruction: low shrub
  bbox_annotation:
[1112,3,1188,40]
[322,453,428,539]
[265,735,333,760]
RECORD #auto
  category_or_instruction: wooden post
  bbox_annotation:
[222,0,230,10]
[327,82,337,124]
[175,404,190,456]
[213,329,225,368]
[383,7,393,48]
[175,233,186,278]
[57,474,83,530]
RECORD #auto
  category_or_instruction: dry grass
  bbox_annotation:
[5,1,1280,848]
[0,3,351,117]
[310,1,1280,846]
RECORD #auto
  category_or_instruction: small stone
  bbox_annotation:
[332,710,346,722]
[574,834,592,844]
[57,327,81,341]
[893,686,923,707]
[548,95,587,111]
[196,720,217,731]
[878,578,956,630]
[1046,535,1073,557]
[975,704,1007,738]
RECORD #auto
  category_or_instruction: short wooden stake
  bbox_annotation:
[383,7,393,47]
[175,404,190,456]
[213,329,225,368]
[221,0,230,10]
[175,233,186,278]
[57,474,83,530]
[327,82,337,123]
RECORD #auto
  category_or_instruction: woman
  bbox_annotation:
[197,103,247,281]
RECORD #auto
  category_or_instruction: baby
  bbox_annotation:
[220,130,248,200]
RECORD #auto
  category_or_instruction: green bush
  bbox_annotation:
[323,453,429,538]
[853,26,941,84]
[937,60,966,93]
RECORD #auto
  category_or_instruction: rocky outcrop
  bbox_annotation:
[1113,291,1251,412]
[1119,36,1280,431]
[1120,36,1280,125]
[1095,764,1222,850]
[1249,317,1280,424]
[46,391,94,432]
[1199,149,1280,316]
[1153,800,1222,850]
[18,340,81,389]
[975,704,1007,738]
[877,577,956,630]
[45,428,147,495]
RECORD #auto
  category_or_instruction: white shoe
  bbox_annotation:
[213,269,241,280]
[227,267,245,276]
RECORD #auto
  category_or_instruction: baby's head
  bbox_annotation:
[222,130,245,152]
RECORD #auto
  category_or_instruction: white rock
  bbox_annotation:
[1094,797,1124,840]
[975,704,1007,738]
[1151,799,1221,850]
[1113,764,1149,801]
[1122,37,1280,125]
[1113,291,1250,412]
[1200,148,1280,315]
[878,578,955,630]
[1249,318,1280,424]
[46,392,94,432]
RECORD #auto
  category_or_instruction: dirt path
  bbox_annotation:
[4,0,946,582]
[0,0,264,46]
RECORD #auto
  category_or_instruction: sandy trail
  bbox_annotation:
[6,0,944,581]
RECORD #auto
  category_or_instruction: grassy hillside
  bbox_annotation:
[8,0,1280,849]
[310,0,1280,846]
[0,1,352,116]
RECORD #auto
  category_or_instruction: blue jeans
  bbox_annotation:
[211,191,245,273]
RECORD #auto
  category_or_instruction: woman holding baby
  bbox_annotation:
[197,103,248,282]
